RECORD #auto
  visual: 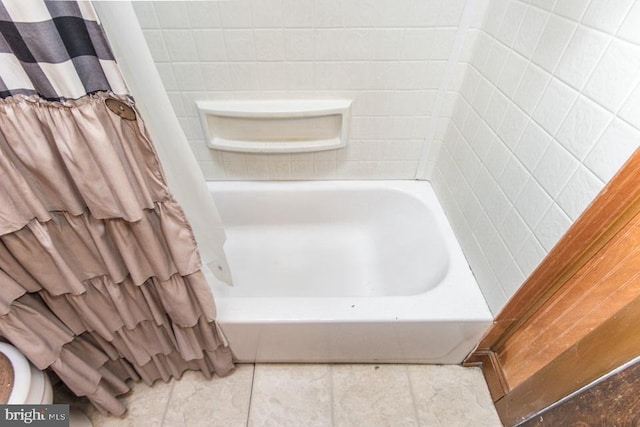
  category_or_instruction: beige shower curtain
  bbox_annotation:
[0,0,233,415]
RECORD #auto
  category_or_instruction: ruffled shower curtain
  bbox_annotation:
[0,0,233,415]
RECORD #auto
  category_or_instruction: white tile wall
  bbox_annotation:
[432,0,640,315]
[134,0,467,180]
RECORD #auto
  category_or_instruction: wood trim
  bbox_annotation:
[497,213,640,390]
[475,148,640,351]
[495,293,640,426]
[463,350,509,402]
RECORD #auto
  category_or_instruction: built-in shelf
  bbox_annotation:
[196,99,352,153]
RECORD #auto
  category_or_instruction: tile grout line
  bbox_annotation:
[405,365,422,426]
[245,363,257,427]
[415,0,480,179]
[329,364,336,427]
[159,379,176,427]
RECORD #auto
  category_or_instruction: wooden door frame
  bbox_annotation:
[465,148,640,426]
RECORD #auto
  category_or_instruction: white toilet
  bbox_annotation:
[0,342,92,427]
[0,342,53,405]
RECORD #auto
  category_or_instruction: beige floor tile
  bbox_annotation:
[407,365,502,427]
[163,364,254,427]
[332,364,419,427]
[248,364,332,427]
[53,363,502,427]
[83,380,174,427]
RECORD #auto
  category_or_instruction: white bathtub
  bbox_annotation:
[208,180,492,364]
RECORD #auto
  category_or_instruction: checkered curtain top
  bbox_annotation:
[0,0,127,100]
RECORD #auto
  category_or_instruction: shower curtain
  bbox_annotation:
[0,0,233,415]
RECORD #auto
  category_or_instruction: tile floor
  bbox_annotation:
[54,364,502,427]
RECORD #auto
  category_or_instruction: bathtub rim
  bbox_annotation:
[206,180,493,324]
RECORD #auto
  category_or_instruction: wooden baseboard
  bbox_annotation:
[464,350,509,402]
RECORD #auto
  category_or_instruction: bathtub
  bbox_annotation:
[208,180,492,364]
